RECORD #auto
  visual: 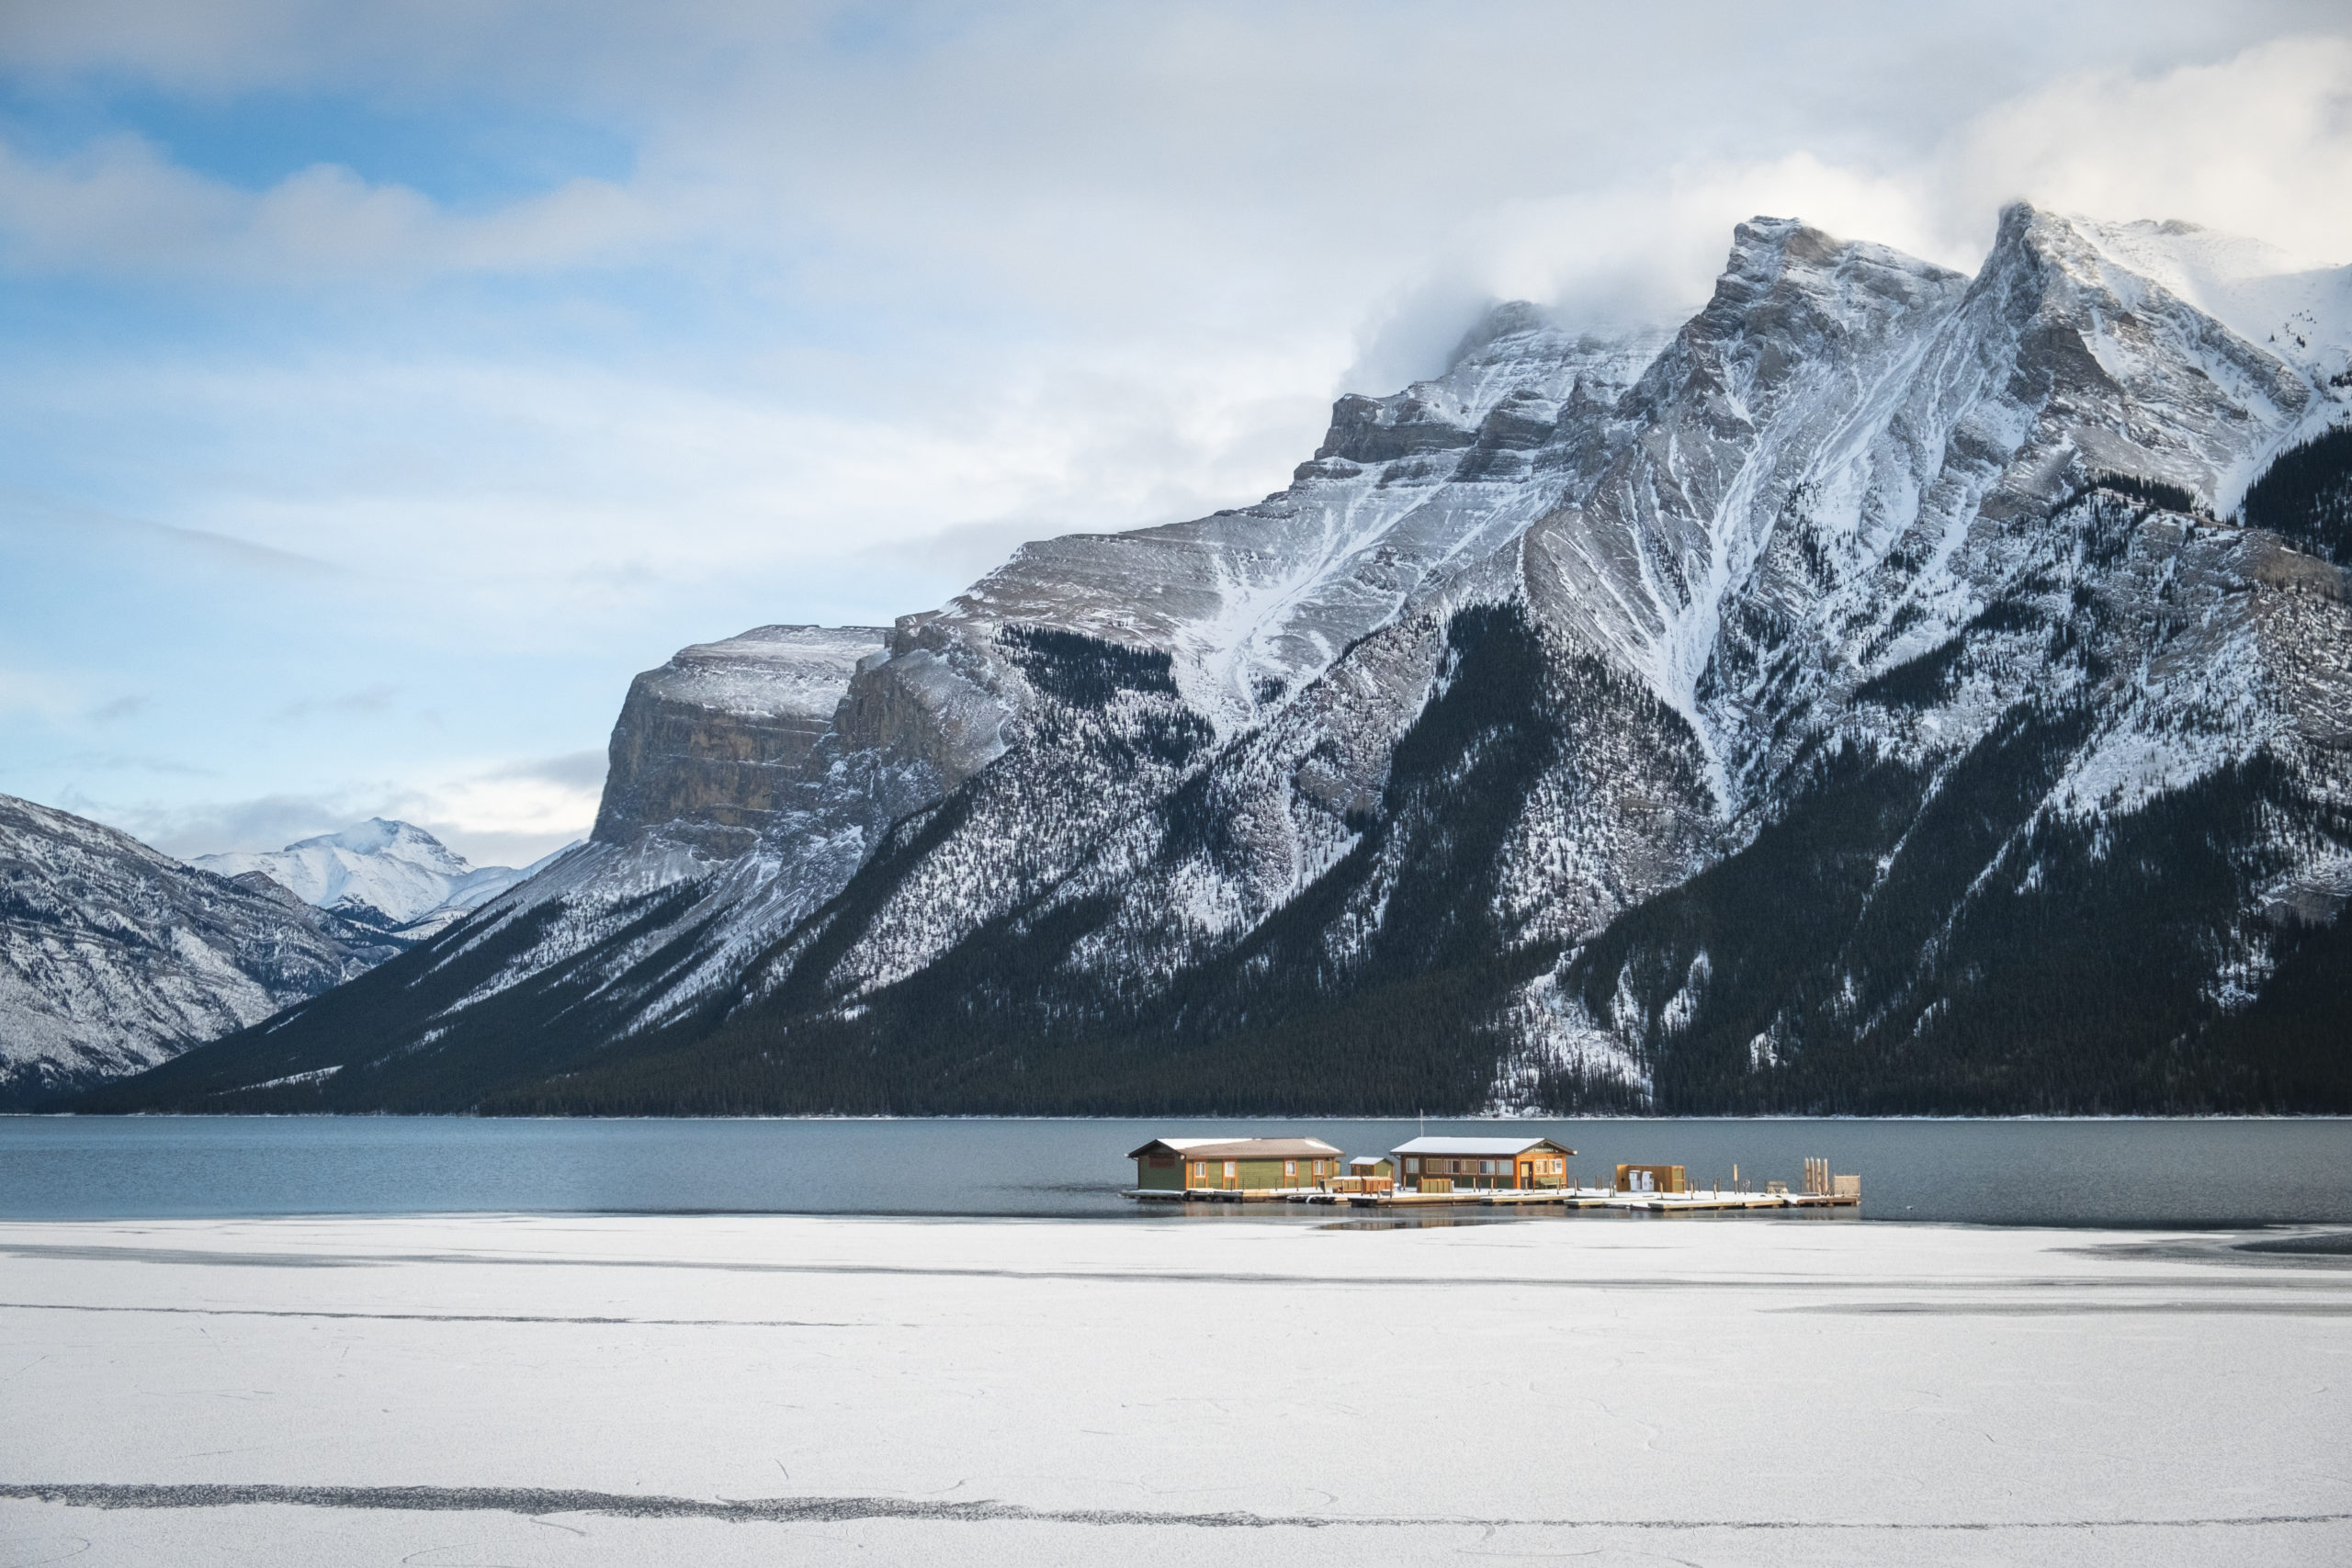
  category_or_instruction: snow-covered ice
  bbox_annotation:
[1,1211,2345,1565]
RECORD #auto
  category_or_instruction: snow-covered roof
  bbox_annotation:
[1126,1137,1341,1160]
[1390,1136,1575,1157]
[1347,1154,1388,1168]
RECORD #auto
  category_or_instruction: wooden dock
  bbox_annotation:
[1126,1187,1333,1204]
[1324,1187,1858,1213]
[1126,1186,1859,1213]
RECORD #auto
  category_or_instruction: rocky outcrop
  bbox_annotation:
[594,625,890,851]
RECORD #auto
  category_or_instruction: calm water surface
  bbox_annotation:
[3,1116,2348,1227]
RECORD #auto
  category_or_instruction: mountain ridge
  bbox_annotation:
[0,794,405,1107]
[69,201,2352,1116]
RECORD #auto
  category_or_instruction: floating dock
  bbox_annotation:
[1125,1142,1859,1213]
[1125,1185,1858,1212]
[1334,1186,1858,1213]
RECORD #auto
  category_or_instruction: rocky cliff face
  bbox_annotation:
[594,625,892,851]
[87,203,2352,1116]
[0,795,400,1107]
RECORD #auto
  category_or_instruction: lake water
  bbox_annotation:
[3,1116,2348,1227]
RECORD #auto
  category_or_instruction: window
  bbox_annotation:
[1480,1160,1496,1175]
[1223,1161,1237,1179]
[1405,1157,1419,1174]
[1149,1155,1175,1168]
[1284,1160,1297,1179]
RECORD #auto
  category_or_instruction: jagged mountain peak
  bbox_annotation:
[1945,198,2328,512]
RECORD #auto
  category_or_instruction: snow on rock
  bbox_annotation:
[0,794,398,1105]
[136,203,2352,1115]
[193,818,547,932]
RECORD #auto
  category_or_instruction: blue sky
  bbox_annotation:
[3,0,2347,866]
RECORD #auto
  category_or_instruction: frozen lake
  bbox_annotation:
[2,1210,2347,1565]
[3,1114,2350,1225]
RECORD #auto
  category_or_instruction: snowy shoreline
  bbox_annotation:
[2,1211,2346,1565]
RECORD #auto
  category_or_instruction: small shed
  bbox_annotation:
[1128,1137,1343,1192]
[1391,1136,1575,1192]
[1615,1163,1686,1194]
[1335,1153,1396,1194]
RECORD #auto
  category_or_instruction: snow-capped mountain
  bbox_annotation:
[193,819,560,938]
[0,794,402,1107]
[88,203,2352,1116]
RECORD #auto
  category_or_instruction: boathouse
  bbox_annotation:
[1128,1137,1343,1192]
[1391,1135,1574,1192]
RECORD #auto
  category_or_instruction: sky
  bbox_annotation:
[4,0,2351,867]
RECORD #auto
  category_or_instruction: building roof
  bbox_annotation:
[1389,1135,1576,1157]
[1126,1137,1342,1160]
[1346,1154,1389,1168]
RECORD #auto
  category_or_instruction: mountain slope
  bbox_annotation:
[0,794,401,1107]
[82,203,2352,1116]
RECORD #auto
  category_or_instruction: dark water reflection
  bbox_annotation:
[1,1115,2346,1227]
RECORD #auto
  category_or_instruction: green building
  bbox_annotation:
[1128,1136,1343,1192]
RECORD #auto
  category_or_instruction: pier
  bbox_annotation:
[1126,1184,1859,1212]
[1126,1142,1860,1213]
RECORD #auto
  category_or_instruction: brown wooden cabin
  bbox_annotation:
[1391,1136,1575,1191]
[1128,1137,1343,1192]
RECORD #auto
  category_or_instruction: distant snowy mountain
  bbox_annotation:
[87,204,2352,1118]
[0,794,401,1107]
[193,819,566,938]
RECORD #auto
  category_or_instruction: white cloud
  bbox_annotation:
[106,747,605,867]
[1361,35,2352,352]
[1950,35,2352,266]
[0,135,657,282]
